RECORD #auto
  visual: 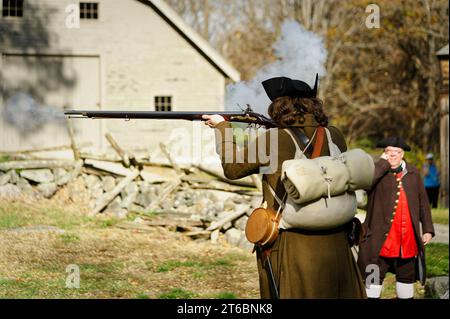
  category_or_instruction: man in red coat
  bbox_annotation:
[358,136,435,299]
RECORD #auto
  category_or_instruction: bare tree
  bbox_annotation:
[165,0,449,152]
[165,0,211,39]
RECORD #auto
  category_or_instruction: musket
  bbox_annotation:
[64,105,277,128]
[256,245,280,299]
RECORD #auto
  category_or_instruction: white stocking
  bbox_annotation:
[366,284,383,298]
[396,282,414,299]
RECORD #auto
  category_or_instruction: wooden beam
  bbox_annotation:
[115,221,154,232]
[0,142,92,154]
[90,169,140,216]
[80,153,122,163]
[183,230,211,239]
[84,159,133,176]
[159,143,183,175]
[66,118,81,160]
[105,132,131,167]
[146,178,182,212]
[206,205,249,232]
[0,160,77,172]
[194,164,256,188]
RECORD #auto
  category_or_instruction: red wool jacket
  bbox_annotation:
[379,172,418,258]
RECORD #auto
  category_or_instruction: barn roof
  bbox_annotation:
[437,44,449,57]
[139,0,241,82]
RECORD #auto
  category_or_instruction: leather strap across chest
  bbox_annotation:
[311,126,325,159]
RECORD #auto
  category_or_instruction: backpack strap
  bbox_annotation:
[267,183,287,210]
[268,127,320,213]
[266,128,313,211]
[324,127,342,156]
[284,128,317,159]
[267,183,287,225]
[311,126,325,159]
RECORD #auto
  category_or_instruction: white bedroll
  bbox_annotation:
[270,127,374,231]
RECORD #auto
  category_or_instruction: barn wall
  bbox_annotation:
[0,0,227,163]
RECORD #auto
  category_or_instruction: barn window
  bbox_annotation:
[80,2,98,19]
[154,96,172,111]
[2,0,24,17]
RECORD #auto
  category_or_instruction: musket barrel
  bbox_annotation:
[64,110,242,119]
[64,110,277,128]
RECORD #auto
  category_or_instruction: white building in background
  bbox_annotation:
[0,0,240,163]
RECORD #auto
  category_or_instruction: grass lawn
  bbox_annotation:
[1,195,447,299]
[0,154,11,163]
[432,208,449,225]
[425,243,449,278]
[0,198,259,299]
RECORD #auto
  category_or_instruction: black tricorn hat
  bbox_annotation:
[262,74,318,101]
[376,136,411,151]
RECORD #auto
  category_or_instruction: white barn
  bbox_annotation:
[0,0,240,163]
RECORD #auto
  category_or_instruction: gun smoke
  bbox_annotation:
[1,92,66,135]
[225,20,327,116]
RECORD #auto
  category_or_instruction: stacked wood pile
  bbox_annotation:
[0,134,263,251]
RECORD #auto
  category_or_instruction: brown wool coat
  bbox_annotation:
[357,159,435,285]
[214,114,366,299]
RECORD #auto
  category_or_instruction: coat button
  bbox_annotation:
[395,199,399,203]
[390,219,394,222]
[396,192,400,195]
